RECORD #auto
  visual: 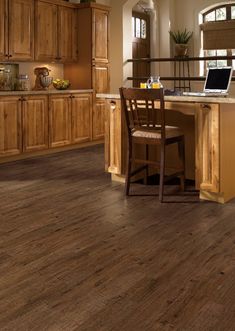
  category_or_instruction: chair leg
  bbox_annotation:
[125,140,132,195]
[178,137,185,191]
[144,144,149,185]
[159,143,165,202]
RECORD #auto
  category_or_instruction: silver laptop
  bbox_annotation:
[183,67,233,97]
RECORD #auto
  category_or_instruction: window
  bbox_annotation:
[132,16,147,39]
[200,4,235,74]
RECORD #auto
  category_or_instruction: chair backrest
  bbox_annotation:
[119,87,165,139]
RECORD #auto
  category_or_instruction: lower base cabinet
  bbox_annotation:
[49,94,71,148]
[71,94,92,143]
[0,91,95,162]
[0,96,22,156]
[93,98,105,140]
[22,95,49,152]
[49,93,92,148]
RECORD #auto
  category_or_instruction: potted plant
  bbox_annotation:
[169,29,193,57]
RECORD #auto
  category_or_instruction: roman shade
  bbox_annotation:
[200,20,235,50]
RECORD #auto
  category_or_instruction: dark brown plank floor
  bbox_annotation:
[0,145,235,331]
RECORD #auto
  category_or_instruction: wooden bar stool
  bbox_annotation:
[119,87,185,202]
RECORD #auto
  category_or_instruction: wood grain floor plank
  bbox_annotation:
[0,145,235,330]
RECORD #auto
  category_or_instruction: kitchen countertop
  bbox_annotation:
[97,93,235,104]
[0,89,93,96]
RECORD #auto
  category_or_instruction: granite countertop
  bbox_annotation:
[0,89,93,96]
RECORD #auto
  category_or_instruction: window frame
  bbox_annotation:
[202,3,235,74]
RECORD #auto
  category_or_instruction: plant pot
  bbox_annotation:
[175,44,188,57]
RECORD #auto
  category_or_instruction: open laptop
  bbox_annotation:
[183,67,233,97]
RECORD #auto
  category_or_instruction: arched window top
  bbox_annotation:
[200,3,235,75]
[203,3,235,22]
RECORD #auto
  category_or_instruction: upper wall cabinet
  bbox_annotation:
[35,1,57,62]
[0,1,5,60]
[0,0,34,61]
[35,0,78,63]
[92,8,109,63]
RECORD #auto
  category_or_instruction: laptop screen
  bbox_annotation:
[204,67,233,92]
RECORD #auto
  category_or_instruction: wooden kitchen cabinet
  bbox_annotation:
[58,5,78,63]
[0,91,95,162]
[0,1,5,60]
[49,93,92,148]
[92,64,110,94]
[71,94,92,144]
[93,98,106,140]
[0,0,34,61]
[64,3,110,141]
[92,8,109,64]
[49,94,71,148]
[22,95,49,152]
[35,1,57,62]
[0,96,22,156]
[65,3,110,92]
[35,0,77,63]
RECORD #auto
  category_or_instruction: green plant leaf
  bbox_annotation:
[169,28,193,44]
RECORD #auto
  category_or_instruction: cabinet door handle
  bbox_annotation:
[110,100,116,111]
[8,54,12,58]
[201,104,211,110]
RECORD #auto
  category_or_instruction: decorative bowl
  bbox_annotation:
[40,75,53,88]
[53,79,70,90]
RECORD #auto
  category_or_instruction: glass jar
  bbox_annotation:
[146,76,163,89]
[17,74,30,91]
[0,69,5,90]
[0,69,13,91]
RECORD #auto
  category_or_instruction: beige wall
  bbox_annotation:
[100,0,235,94]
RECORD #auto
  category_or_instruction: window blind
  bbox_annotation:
[200,20,235,50]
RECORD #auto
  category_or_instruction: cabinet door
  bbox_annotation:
[71,94,92,144]
[195,103,220,193]
[35,1,57,61]
[8,0,34,61]
[58,6,78,63]
[92,8,109,63]
[92,63,110,93]
[0,96,22,156]
[0,1,6,60]
[22,95,48,152]
[49,95,71,148]
[104,99,124,174]
[93,98,105,140]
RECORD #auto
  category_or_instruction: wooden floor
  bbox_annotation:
[0,145,235,331]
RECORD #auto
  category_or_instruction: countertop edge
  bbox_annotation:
[97,93,235,103]
[0,89,93,96]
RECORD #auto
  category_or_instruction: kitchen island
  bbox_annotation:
[100,93,235,203]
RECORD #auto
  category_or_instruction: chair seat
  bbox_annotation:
[132,125,183,139]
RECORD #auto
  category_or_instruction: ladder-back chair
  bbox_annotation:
[119,87,185,202]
